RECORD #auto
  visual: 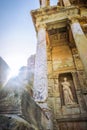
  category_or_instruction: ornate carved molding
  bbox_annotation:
[68,15,87,24]
[79,16,87,24]
[68,16,87,34]
[31,6,79,31]
[36,23,47,31]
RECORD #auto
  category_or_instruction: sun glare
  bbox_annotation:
[9,68,19,78]
[5,55,27,78]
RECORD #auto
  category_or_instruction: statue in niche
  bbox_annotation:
[61,77,75,105]
[59,73,78,106]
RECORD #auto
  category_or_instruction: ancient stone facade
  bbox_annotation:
[31,0,87,130]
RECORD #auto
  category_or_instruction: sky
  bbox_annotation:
[0,0,58,75]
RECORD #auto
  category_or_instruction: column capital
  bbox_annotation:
[36,23,47,31]
[68,15,80,24]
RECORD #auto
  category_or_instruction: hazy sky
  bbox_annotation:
[0,0,58,74]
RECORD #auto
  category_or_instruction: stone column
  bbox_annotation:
[62,0,71,6]
[33,24,53,130]
[40,0,50,8]
[33,24,48,102]
[70,19,87,75]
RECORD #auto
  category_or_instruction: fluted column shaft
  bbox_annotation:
[70,20,87,75]
[33,25,48,102]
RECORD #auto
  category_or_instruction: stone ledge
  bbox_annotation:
[56,114,87,122]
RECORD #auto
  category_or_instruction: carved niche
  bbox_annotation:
[59,72,78,106]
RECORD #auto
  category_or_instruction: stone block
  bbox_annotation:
[77,92,87,114]
[47,52,52,61]
[71,107,80,114]
[62,106,72,115]
[47,61,53,74]
[54,79,58,84]
[48,78,54,87]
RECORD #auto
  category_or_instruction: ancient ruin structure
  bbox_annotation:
[31,0,87,129]
[0,0,87,129]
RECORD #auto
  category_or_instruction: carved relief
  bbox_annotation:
[60,33,67,39]
[74,54,84,70]
[48,27,68,45]
[59,72,78,106]
[79,17,87,24]
[77,71,87,92]
[71,48,84,70]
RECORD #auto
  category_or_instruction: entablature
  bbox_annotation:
[31,6,79,31]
